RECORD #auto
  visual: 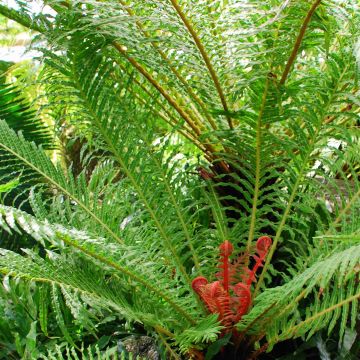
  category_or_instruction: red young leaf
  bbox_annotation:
[256,236,272,257]
[192,236,272,335]
[232,283,251,322]
[192,276,208,294]
[199,281,233,328]
[217,240,233,294]
[219,240,233,257]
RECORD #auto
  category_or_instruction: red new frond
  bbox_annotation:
[216,240,234,294]
[232,283,251,322]
[246,236,272,287]
[198,281,223,313]
[192,276,208,295]
[219,240,233,257]
[199,281,233,328]
[256,236,272,257]
[191,236,272,336]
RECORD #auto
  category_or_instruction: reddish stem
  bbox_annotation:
[219,240,233,295]
[246,236,272,287]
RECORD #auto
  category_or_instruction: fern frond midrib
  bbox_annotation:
[117,0,215,129]
[113,42,202,137]
[246,77,270,253]
[169,0,233,129]
[71,73,193,290]
[113,60,209,154]
[131,91,208,154]
[279,0,322,85]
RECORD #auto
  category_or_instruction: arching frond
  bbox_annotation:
[0,205,222,351]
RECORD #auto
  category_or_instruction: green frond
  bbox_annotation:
[174,314,223,354]
[238,245,360,349]
[0,120,124,242]
[0,204,224,353]
[0,4,47,33]
[34,51,220,283]
[40,344,140,360]
[0,81,54,221]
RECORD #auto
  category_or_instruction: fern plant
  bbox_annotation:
[0,0,359,358]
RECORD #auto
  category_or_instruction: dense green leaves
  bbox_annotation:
[0,83,53,149]
[0,0,359,358]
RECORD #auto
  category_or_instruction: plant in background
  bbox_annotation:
[0,0,359,359]
[0,76,54,252]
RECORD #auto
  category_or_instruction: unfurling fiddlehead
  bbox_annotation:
[192,237,272,333]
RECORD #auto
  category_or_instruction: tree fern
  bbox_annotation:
[0,0,359,358]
